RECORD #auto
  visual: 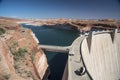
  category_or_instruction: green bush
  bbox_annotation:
[9,42,18,54]
[14,62,18,69]
[0,27,6,35]
[14,48,28,61]
[17,48,27,57]
[4,74,10,80]
[30,53,35,63]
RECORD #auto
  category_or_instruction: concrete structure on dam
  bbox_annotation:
[40,29,120,80]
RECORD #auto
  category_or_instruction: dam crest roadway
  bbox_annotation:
[39,29,120,80]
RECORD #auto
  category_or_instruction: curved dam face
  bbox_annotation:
[81,32,120,80]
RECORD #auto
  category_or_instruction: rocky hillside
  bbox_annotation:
[0,19,48,80]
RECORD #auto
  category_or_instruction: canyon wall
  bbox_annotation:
[0,20,48,80]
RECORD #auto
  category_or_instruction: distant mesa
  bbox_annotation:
[0,17,120,32]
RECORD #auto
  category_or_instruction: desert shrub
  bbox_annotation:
[4,74,10,80]
[14,62,19,69]
[17,48,27,57]
[30,52,35,63]
[9,41,18,54]
[0,27,6,35]
[27,71,36,80]
[14,48,28,61]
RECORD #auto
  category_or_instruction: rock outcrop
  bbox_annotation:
[0,19,48,80]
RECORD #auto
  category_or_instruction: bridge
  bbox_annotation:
[39,29,120,80]
[39,45,70,53]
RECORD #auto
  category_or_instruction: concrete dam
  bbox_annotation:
[40,29,120,80]
[81,29,120,80]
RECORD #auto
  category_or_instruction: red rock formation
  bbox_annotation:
[0,19,48,80]
[0,40,24,80]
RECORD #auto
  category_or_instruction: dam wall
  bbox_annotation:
[81,31,120,80]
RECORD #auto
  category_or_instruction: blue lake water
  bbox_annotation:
[22,24,79,80]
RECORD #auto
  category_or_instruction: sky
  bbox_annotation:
[0,0,120,19]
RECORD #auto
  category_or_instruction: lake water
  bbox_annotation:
[22,24,79,80]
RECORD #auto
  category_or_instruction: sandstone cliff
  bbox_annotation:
[0,20,48,80]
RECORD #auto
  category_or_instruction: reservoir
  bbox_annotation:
[22,24,79,80]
